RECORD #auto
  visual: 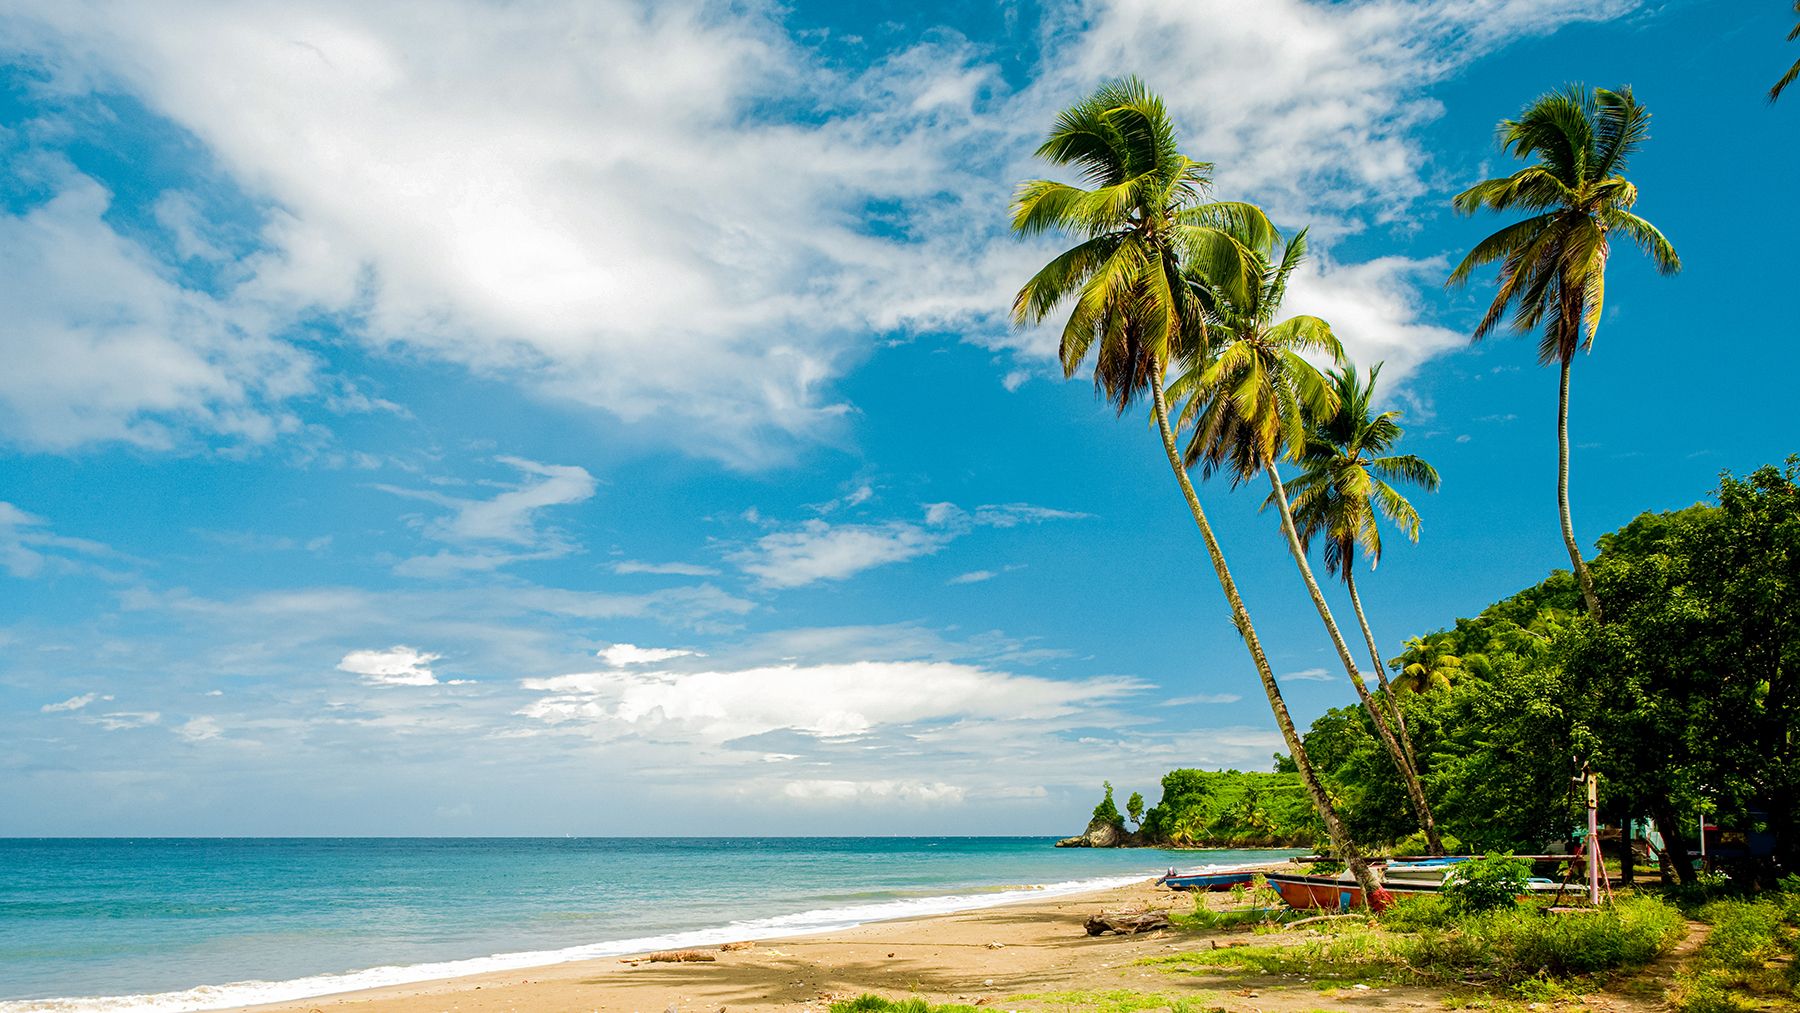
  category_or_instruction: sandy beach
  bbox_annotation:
[220,871,1413,1013]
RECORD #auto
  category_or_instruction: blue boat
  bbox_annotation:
[1157,868,1258,891]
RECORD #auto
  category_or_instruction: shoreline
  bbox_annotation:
[9,859,1289,1013]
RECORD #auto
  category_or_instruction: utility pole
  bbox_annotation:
[1586,766,1600,906]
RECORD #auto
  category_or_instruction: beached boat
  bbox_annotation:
[1157,869,1257,891]
[1267,864,1563,911]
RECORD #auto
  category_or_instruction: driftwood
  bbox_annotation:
[1084,910,1171,936]
[644,950,717,963]
[720,941,756,952]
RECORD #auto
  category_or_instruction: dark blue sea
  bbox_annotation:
[0,838,1295,1011]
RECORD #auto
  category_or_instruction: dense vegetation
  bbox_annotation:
[1297,460,1800,875]
[1134,769,1322,848]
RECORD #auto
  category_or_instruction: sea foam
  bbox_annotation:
[1,864,1263,1013]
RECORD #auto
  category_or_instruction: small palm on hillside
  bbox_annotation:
[1773,2,1800,102]
[1449,85,1679,620]
[1392,634,1468,694]
[1281,362,1439,764]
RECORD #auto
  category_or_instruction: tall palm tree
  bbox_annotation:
[1772,2,1800,102]
[1009,78,1382,897]
[1449,85,1680,619]
[1281,363,1440,766]
[1173,231,1445,856]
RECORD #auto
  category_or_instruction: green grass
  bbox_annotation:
[1006,989,1224,1013]
[1144,896,1685,993]
[830,997,984,1013]
[1668,893,1800,1012]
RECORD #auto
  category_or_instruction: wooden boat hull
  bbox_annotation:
[1264,872,1431,911]
[1159,871,1257,892]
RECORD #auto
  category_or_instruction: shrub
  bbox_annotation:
[1440,853,1532,913]
[831,997,981,1013]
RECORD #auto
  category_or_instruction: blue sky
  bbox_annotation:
[1,0,1792,836]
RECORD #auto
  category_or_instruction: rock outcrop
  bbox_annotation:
[1055,817,1138,848]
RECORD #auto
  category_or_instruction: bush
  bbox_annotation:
[1440,853,1532,913]
[831,997,981,1013]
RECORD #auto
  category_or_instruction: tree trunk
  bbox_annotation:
[1267,466,1445,857]
[1649,798,1696,887]
[1146,354,1381,899]
[1557,356,1602,619]
[1345,565,1416,772]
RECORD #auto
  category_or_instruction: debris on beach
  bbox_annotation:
[720,940,756,951]
[641,950,717,963]
[985,941,1005,949]
[1084,911,1172,936]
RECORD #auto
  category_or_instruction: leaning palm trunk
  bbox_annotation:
[1148,355,1381,896]
[1266,466,1445,856]
[1345,566,1417,771]
[1557,356,1603,619]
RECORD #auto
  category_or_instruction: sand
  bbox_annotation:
[222,871,1448,1013]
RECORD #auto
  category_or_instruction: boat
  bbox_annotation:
[1267,864,1564,911]
[1157,868,1258,891]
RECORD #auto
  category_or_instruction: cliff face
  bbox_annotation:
[1055,817,1142,848]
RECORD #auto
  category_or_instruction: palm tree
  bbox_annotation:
[1173,231,1446,856]
[1391,634,1469,694]
[1449,85,1680,619]
[1009,78,1382,897]
[1281,363,1440,765]
[1772,2,1800,102]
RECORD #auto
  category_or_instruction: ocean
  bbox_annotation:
[0,838,1296,1012]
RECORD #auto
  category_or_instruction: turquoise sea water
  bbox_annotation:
[0,838,1297,1011]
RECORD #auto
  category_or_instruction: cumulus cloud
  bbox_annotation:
[337,646,441,686]
[176,716,223,741]
[0,174,312,451]
[0,0,1635,463]
[518,659,1146,741]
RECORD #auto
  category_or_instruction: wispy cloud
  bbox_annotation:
[41,692,110,713]
[610,560,720,577]
[382,457,596,576]
[1283,667,1335,683]
[732,501,1083,588]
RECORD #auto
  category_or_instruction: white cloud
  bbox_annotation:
[1162,692,1243,706]
[1282,255,1465,382]
[383,457,596,576]
[518,659,1145,741]
[177,716,222,741]
[337,646,441,686]
[1283,667,1335,682]
[598,643,699,667]
[610,560,719,577]
[92,711,161,730]
[0,0,1632,464]
[0,174,312,451]
[949,570,997,585]
[782,779,966,806]
[732,519,950,589]
[1,501,120,578]
[41,692,110,713]
[733,501,1083,588]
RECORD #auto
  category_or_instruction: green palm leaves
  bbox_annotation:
[1450,84,1679,619]
[1285,364,1440,581]
[1773,2,1800,102]
[1172,230,1345,483]
[1449,85,1679,365]
[1010,77,1274,410]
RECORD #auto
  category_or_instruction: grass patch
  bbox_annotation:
[1007,989,1224,1013]
[1668,893,1800,1012]
[830,996,984,1013]
[1145,896,1684,992]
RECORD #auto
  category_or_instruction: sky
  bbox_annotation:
[1,0,1793,837]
